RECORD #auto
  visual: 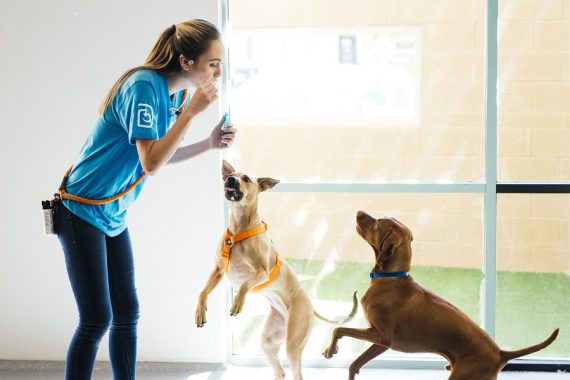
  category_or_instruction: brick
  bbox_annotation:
[423,84,479,112]
[499,0,564,21]
[532,195,570,218]
[531,219,560,247]
[531,128,570,158]
[533,83,563,113]
[501,158,561,180]
[446,0,485,23]
[500,113,564,129]
[499,21,534,52]
[534,21,569,51]
[422,53,484,84]
[424,23,478,52]
[499,128,532,156]
[530,248,569,273]
[389,0,448,25]
[562,159,570,180]
[499,53,563,81]
[496,245,532,272]
[498,83,534,112]
[497,195,533,217]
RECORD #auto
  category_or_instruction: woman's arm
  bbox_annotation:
[135,82,218,175]
[168,119,236,164]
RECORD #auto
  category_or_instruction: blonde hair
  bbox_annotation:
[98,19,221,114]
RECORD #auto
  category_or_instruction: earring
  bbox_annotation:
[188,60,194,65]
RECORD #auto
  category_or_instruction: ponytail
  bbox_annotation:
[98,20,221,114]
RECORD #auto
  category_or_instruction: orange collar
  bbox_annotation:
[221,222,283,292]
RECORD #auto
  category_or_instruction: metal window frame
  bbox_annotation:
[221,0,570,371]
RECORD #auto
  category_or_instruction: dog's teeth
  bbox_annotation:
[230,196,235,201]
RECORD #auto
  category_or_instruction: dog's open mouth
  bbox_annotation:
[224,186,244,202]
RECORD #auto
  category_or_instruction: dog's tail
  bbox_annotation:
[314,291,358,325]
[499,328,559,363]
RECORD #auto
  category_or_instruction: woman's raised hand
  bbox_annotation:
[184,81,218,117]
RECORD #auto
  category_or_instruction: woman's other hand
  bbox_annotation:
[209,116,236,149]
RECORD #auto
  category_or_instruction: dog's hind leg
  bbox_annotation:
[448,363,495,380]
[348,344,389,380]
[285,291,314,380]
[261,307,287,380]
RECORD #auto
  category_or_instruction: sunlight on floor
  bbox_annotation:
[181,366,570,380]
[185,373,214,380]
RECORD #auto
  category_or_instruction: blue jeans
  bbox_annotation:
[56,204,139,380]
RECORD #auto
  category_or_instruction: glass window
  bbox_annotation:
[229,0,486,183]
[496,194,570,358]
[498,0,570,182]
[225,0,570,369]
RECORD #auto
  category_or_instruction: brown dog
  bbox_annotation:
[323,210,559,380]
[196,160,358,380]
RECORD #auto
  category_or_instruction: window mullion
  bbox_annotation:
[483,0,499,339]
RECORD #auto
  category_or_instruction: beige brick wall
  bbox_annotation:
[228,0,570,273]
[231,0,486,182]
[499,0,570,181]
[260,193,484,270]
[497,195,570,273]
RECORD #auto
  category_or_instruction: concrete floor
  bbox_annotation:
[0,361,569,380]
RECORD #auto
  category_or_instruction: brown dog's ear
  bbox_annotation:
[376,230,403,270]
[257,177,280,192]
[222,159,235,180]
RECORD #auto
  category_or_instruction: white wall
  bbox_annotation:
[0,0,229,362]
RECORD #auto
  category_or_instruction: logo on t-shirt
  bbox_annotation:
[137,103,154,128]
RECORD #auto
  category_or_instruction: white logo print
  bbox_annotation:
[137,103,154,128]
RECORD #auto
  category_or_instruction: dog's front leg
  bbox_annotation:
[323,327,391,359]
[230,269,268,316]
[195,265,224,327]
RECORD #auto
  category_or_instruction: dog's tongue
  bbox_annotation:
[225,187,236,193]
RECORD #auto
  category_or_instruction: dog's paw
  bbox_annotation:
[195,305,207,328]
[230,297,244,316]
[322,344,338,359]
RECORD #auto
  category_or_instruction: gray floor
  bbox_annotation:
[1,361,569,380]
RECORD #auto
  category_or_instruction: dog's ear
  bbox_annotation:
[376,229,403,269]
[257,177,280,192]
[222,159,235,180]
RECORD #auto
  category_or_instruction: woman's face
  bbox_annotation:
[187,38,224,86]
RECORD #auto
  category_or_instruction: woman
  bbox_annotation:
[55,19,236,379]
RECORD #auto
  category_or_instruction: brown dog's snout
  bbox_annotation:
[356,210,370,223]
[356,210,375,228]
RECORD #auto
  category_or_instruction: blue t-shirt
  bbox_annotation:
[63,70,187,237]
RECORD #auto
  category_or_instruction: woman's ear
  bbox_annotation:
[179,54,193,71]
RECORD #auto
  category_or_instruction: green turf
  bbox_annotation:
[286,259,569,357]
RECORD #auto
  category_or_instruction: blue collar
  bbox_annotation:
[370,271,409,278]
